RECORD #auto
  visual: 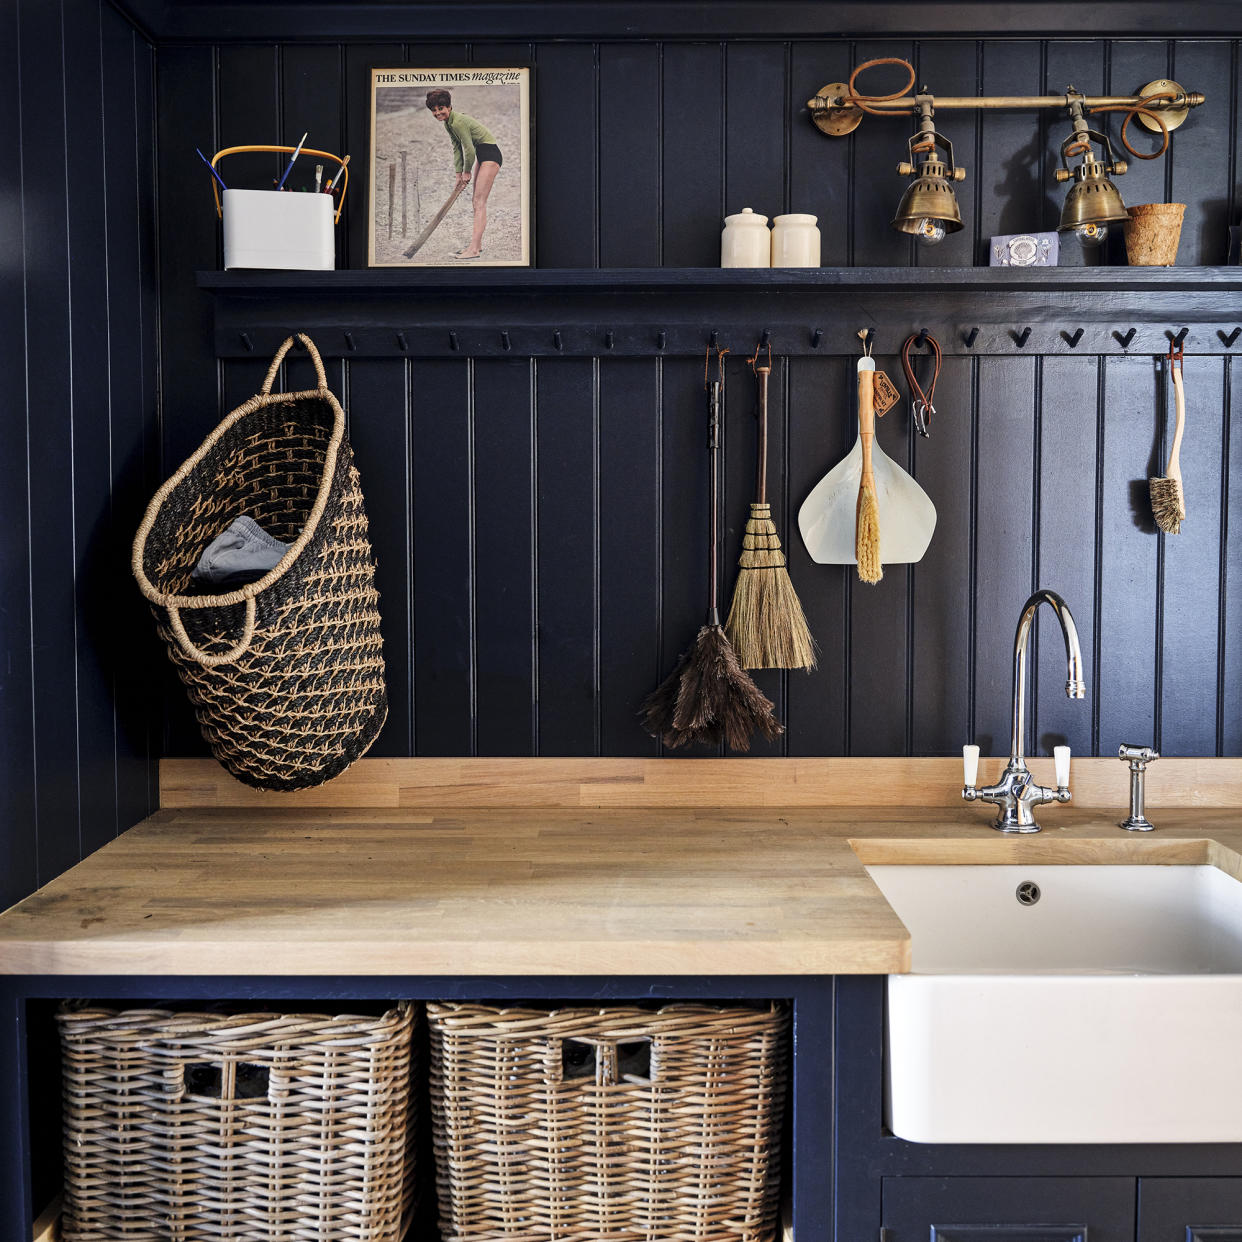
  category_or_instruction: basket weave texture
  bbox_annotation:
[58,1002,417,1242]
[427,1002,789,1242]
[132,334,386,791]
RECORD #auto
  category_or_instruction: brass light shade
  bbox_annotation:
[1058,167,1129,232]
[891,163,964,235]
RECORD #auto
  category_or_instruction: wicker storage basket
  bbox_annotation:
[57,1001,417,1242]
[427,1002,789,1242]
[132,333,386,791]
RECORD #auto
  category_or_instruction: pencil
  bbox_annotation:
[196,147,228,192]
[276,131,308,191]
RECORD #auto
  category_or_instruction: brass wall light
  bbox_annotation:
[891,96,966,246]
[808,60,1204,250]
[1054,92,1128,246]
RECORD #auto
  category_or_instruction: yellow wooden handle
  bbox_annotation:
[858,362,876,489]
[210,144,349,223]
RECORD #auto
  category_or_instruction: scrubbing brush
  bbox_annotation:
[1149,341,1186,535]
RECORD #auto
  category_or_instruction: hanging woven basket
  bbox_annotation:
[132,333,387,791]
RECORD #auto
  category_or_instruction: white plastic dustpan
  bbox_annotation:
[798,358,937,565]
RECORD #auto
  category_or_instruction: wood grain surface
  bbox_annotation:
[4,798,1242,978]
[161,756,1242,809]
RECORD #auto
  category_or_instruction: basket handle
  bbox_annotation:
[166,597,257,667]
[262,333,329,394]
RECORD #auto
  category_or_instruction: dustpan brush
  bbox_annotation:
[1149,348,1187,534]
[855,357,883,584]
[725,358,817,669]
[643,355,782,751]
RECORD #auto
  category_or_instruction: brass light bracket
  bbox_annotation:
[808,82,864,136]
[1136,79,1191,132]
[807,79,1202,131]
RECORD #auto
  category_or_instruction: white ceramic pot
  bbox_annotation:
[720,208,771,268]
[771,213,820,267]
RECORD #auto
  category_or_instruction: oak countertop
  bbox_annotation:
[4,804,1242,977]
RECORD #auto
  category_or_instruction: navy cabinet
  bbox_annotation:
[881,1177,1136,1242]
[1139,1179,1242,1241]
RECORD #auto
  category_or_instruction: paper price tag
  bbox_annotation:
[872,370,901,417]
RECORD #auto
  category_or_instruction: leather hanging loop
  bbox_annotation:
[901,330,943,438]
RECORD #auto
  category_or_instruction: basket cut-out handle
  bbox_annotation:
[166,596,257,667]
[262,332,329,394]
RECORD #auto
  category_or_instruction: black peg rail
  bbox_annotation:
[200,267,1242,360]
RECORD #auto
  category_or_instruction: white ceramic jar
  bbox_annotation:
[720,208,771,268]
[771,213,821,267]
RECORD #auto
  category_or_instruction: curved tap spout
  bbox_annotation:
[964,589,1085,833]
[1010,589,1085,767]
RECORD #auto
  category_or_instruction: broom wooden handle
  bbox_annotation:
[858,361,876,489]
[1166,362,1186,483]
[755,364,770,504]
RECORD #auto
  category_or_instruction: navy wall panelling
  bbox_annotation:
[2,0,159,913]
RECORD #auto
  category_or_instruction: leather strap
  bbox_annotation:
[901,330,942,438]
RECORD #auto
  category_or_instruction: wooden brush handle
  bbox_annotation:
[858,359,876,489]
[1167,364,1186,483]
[755,364,770,504]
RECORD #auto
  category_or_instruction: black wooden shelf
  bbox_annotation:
[198,266,1242,359]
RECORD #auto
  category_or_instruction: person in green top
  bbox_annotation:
[426,89,504,260]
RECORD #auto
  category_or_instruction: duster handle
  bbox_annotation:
[858,356,876,490]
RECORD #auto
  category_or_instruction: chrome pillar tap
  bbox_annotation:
[962,589,1086,833]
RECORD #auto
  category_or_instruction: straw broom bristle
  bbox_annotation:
[856,483,883,584]
[643,625,782,751]
[725,504,817,670]
[1148,475,1185,535]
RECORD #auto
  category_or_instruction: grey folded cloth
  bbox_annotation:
[191,515,290,589]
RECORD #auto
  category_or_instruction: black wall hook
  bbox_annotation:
[760,329,771,348]
[1170,327,1189,347]
[343,331,356,351]
[811,328,823,348]
[962,326,979,349]
[1115,328,1137,349]
[1064,328,1085,348]
[239,332,254,352]
[1220,327,1241,348]
[710,330,719,350]
[396,332,408,352]
[915,327,929,347]
[1013,327,1032,348]
[448,331,459,351]
[553,330,563,351]
[657,331,667,350]
[501,331,512,351]
[605,331,615,350]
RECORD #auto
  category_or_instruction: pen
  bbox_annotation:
[196,147,228,192]
[314,163,323,193]
[324,154,350,192]
[276,131,308,191]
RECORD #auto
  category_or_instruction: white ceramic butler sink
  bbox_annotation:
[866,863,1242,1144]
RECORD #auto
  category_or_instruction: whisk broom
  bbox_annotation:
[724,343,817,670]
[1149,341,1187,534]
[643,349,783,751]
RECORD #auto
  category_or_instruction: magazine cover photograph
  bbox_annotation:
[368,66,531,267]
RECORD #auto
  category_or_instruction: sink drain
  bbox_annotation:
[1015,880,1042,906]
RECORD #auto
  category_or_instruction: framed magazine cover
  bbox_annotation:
[368,66,531,267]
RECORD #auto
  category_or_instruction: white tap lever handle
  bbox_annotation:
[963,744,980,787]
[1054,745,1071,787]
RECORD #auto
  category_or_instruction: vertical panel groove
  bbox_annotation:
[1218,355,1232,756]
[467,355,478,754]
[1091,357,1107,758]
